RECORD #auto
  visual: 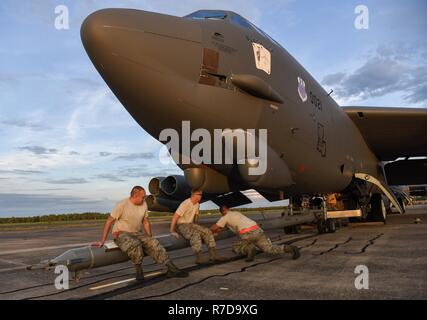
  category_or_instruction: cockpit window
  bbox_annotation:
[230,14,253,30]
[230,14,280,47]
[185,10,281,48]
[252,24,280,47]
[185,10,228,20]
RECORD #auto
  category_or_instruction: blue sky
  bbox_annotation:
[0,0,426,216]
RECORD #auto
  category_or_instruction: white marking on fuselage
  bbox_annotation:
[252,42,271,75]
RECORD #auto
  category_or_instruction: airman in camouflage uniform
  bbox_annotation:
[175,223,216,253]
[231,228,295,259]
[94,186,188,281]
[170,189,227,264]
[114,231,169,266]
[211,205,300,261]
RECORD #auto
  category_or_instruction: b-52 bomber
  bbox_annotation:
[81,9,427,223]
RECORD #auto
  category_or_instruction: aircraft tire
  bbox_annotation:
[326,219,336,233]
[368,193,386,224]
[317,220,327,234]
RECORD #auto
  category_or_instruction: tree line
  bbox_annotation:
[0,212,110,224]
[0,206,286,224]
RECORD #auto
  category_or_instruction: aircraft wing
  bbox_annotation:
[342,107,427,161]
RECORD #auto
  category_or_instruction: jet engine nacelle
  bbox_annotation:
[184,167,232,194]
[148,176,166,196]
[145,194,181,212]
[160,175,192,200]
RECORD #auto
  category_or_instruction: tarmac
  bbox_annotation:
[0,205,426,300]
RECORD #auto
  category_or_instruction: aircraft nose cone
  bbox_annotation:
[80,10,103,52]
[80,9,203,138]
[81,8,201,69]
[80,9,123,68]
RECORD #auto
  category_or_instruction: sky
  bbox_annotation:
[0,0,426,217]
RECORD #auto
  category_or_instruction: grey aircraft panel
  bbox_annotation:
[343,107,427,161]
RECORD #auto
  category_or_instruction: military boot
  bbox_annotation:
[245,245,258,262]
[285,245,301,260]
[135,264,144,282]
[195,252,210,265]
[165,261,189,278]
[208,247,228,262]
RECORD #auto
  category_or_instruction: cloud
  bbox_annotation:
[1,119,50,131]
[321,44,427,104]
[0,148,91,173]
[118,167,151,178]
[47,178,89,184]
[69,151,80,155]
[0,193,109,217]
[405,83,427,103]
[99,152,113,157]
[118,166,178,178]
[114,152,155,161]
[321,72,346,87]
[94,174,126,182]
[18,146,58,155]
[66,87,108,140]
[0,169,45,175]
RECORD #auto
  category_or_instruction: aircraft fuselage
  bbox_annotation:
[81,9,380,196]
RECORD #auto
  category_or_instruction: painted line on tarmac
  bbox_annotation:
[89,271,163,290]
[0,265,29,273]
[0,257,28,267]
[0,257,32,273]
[0,243,91,256]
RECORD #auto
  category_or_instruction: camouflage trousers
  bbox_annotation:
[232,228,284,255]
[114,232,170,266]
[176,223,216,253]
